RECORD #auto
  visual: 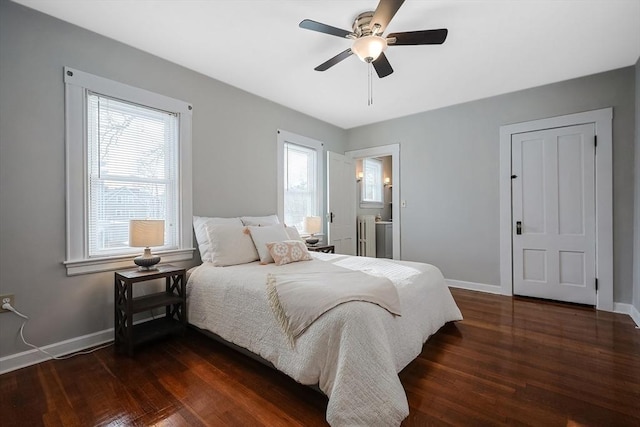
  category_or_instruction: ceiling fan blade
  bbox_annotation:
[387,29,448,45]
[315,49,354,71]
[372,52,394,78]
[371,0,405,34]
[299,19,352,38]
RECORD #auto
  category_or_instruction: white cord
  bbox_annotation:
[2,303,112,360]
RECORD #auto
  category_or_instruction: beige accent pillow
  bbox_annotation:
[266,240,313,266]
[247,224,290,264]
[206,224,259,266]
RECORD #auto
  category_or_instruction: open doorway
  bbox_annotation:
[356,156,392,221]
[356,156,393,258]
[346,144,400,260]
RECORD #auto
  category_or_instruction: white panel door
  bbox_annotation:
[512,124,596,305]
[327,151,356,255]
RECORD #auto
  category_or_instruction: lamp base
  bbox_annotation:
[305,237,319,246]
[134,248,161,271]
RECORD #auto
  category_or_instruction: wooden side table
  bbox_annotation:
[307,244,335,254]
[114,264,186,356]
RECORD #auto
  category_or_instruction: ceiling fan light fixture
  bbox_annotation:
[351,35,387,63]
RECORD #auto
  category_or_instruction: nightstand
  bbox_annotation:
[307,244,335,254]
[114,264,186,355]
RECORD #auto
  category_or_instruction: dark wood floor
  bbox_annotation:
[1,288,639,426]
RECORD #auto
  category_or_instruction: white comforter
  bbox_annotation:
[187,253,463,426]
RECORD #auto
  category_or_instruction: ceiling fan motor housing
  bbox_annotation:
[352,11,376,37]
[351,11,387,63]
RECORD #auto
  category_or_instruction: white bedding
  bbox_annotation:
[187,253,463,426]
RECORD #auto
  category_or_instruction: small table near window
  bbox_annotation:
[114,264,186,356]
[307,244,335,254]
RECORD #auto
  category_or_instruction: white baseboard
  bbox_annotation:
[0,315,157,375]
[446,278,503,295]
[450,280,640,328]
[2,293,637,375]
[632,305,640,328]
[0,328,113,375]
[613,302,640,328]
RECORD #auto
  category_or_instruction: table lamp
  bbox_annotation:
[129,219,164,270]
[303,216,321,245]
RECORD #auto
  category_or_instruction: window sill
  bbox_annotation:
[360,202,384,209]
[64,248,195,276]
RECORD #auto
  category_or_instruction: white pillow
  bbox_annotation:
[193,216,243,262]
[241,215,280,226]
[206,224,259,266]
[285,226,303,242]
[247,224,290,264]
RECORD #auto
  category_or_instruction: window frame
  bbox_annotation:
[63,67,193,275]
[276,129,324,233]
[360,157,384,208]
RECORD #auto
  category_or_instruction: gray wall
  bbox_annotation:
[347,67,637,304]
[634,57,640,314]
[0,0,346,358]
[1,0,637,364]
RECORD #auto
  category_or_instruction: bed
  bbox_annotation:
[186,235,462,426]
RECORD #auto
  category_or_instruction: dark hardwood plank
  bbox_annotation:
[1,288,638,426]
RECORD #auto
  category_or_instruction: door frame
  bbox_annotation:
[499,108,613,311]
[346,144,401,260]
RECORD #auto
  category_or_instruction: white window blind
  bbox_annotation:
[87,93,178,257]
[283,142,319,230]
[362,157,383,204]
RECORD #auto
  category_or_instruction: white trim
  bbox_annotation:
[448,282,639,327]
[359,201,385,209]
[499,108,614,310]
[0,315,163,374]
[446,279,503,294]
[63,249,194,276]
[0,328,113,374]
[64,67,192,113]
[346,144,401,260]
[632,305,640,328]
[276,129,325,227]
[63,67,193,275]
[3,297,635,376]
[612,303,640,328]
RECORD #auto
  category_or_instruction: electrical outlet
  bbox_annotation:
[0,294,14,313]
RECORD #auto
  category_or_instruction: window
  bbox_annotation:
[87,94,178,257]
[277,130,323,232]
[360,157,383,207]
[64,67,193,275]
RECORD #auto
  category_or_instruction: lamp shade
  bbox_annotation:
[129,220,165,247]
[303,216,322,235]
[351,35,387,63]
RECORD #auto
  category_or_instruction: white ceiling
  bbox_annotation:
[13,0,640,129]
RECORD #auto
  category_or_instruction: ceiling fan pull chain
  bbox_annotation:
[368,62,374,106]
[367,63,370,106]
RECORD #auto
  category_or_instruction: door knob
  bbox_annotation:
[516,221,522,235]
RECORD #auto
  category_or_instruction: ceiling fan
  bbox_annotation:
[299,0,448,78]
